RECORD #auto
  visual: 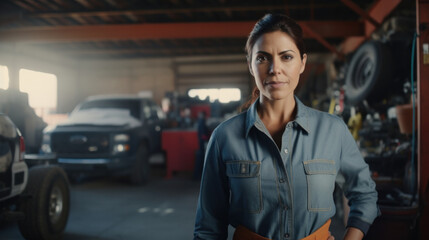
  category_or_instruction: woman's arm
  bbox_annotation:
[338,122,380,236]
[343,227,364,240]
[194,132,230,240]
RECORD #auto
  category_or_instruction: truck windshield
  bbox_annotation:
[79,99,141,118]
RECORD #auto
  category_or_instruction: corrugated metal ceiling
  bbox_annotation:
[0,0,412,59]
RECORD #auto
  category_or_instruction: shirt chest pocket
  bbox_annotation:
[226,161,262,213]
[303,160,336,212]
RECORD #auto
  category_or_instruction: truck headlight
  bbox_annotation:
[113,144,130,153]
[41,134,52,153]
[114,134,130,142]
[41,144,52,153]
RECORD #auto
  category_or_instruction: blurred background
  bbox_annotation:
[0,0,428,239]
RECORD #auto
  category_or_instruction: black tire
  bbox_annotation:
[344,40,393,105]
[130,144,150,185]
[403,160,417,195]
[18,165,70,240]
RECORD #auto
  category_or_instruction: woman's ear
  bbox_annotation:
[248,57,254,76]
[299,53,307,74]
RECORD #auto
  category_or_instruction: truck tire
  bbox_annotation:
[130,144,150,185]
[18,165,70,240]
[344,40,393,105]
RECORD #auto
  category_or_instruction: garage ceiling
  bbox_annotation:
[0,0,411,60]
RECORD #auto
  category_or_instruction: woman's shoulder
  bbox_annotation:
[304,105,347,128]
[211,111,247,136]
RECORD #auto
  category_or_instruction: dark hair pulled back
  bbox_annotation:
[240,13,306,111]
[246,13,306,60]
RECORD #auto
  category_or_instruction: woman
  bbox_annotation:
[194,13,379,240]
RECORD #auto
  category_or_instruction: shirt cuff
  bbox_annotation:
[346,217,371,235]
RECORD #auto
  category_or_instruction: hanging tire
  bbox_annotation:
[344,40,393,105]
[18,165,70,240]
[130,144,150,185]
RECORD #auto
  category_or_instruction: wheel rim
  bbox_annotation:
[49,186,63,224]
[353,56,374,89]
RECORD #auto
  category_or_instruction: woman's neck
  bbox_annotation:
[257,95,296,149]
[258,95,297,125]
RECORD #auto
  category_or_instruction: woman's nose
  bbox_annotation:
[269,59,280,75]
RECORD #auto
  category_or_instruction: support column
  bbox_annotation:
[417,0,429,238]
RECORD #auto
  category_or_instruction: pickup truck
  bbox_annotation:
[0,113,70,240]
[39,95,166,184]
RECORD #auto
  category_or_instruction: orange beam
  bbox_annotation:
[340,0,402,55]
[27,4,343,18]
[300,22,345,60]
[365,0,402,36]
[340,0,381,28]
[0,21,364,43]
[421,2,429,23]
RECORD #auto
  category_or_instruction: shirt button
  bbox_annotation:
[284,148,288,154]
[284,233,290,238]
[240,164,247,173]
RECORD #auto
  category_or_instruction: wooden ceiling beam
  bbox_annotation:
[66,47,242,57]
[23,0,48,11]
[74,0,93,9]
[26,4,343,19]
[0,21,363,43]
[12,1,36,12]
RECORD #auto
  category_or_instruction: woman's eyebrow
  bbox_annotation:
[255,49,296,56]
[279,50,295,55]
[256,50,271,55]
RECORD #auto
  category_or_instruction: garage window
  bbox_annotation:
[19,69,57,117]
[0,65,9,90]
[188,88,241,103]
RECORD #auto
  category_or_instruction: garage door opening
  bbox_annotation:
[0,65,9,90]
[188,88,241,103]
[19,69,57,118]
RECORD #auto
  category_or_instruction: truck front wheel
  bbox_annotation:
[18,165,70,240]
[130,144,150,185]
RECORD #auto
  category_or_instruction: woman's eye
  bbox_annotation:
[256,55,267,62]
[282,55,293,60]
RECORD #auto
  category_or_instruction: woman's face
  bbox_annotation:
[249,30,307,101]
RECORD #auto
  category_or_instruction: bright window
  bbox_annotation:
[0,65,9,90]
[19,69,57,116]
[188,88,241,103]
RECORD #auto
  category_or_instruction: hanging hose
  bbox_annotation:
[410,31,417,205]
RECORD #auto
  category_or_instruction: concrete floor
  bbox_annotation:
[0,166,345,240]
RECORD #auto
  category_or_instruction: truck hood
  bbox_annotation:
[59,108,141,128]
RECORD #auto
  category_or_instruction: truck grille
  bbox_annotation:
[51,132,110,154]
[0,140,12,199]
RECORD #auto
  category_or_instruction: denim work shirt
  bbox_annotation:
[194,97,379,240]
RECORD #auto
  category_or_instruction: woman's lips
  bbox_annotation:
[265,81,287,88]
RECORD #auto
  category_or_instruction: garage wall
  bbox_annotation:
[75,58,175,106]
[0,44,253,114]
[75,54,252,108]
[0,43,79,114]
[174,55,251,97]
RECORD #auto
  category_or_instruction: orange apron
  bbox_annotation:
[233,219,331,240]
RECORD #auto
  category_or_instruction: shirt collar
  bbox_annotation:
[294,97,311,133]
[245,96,311,137]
